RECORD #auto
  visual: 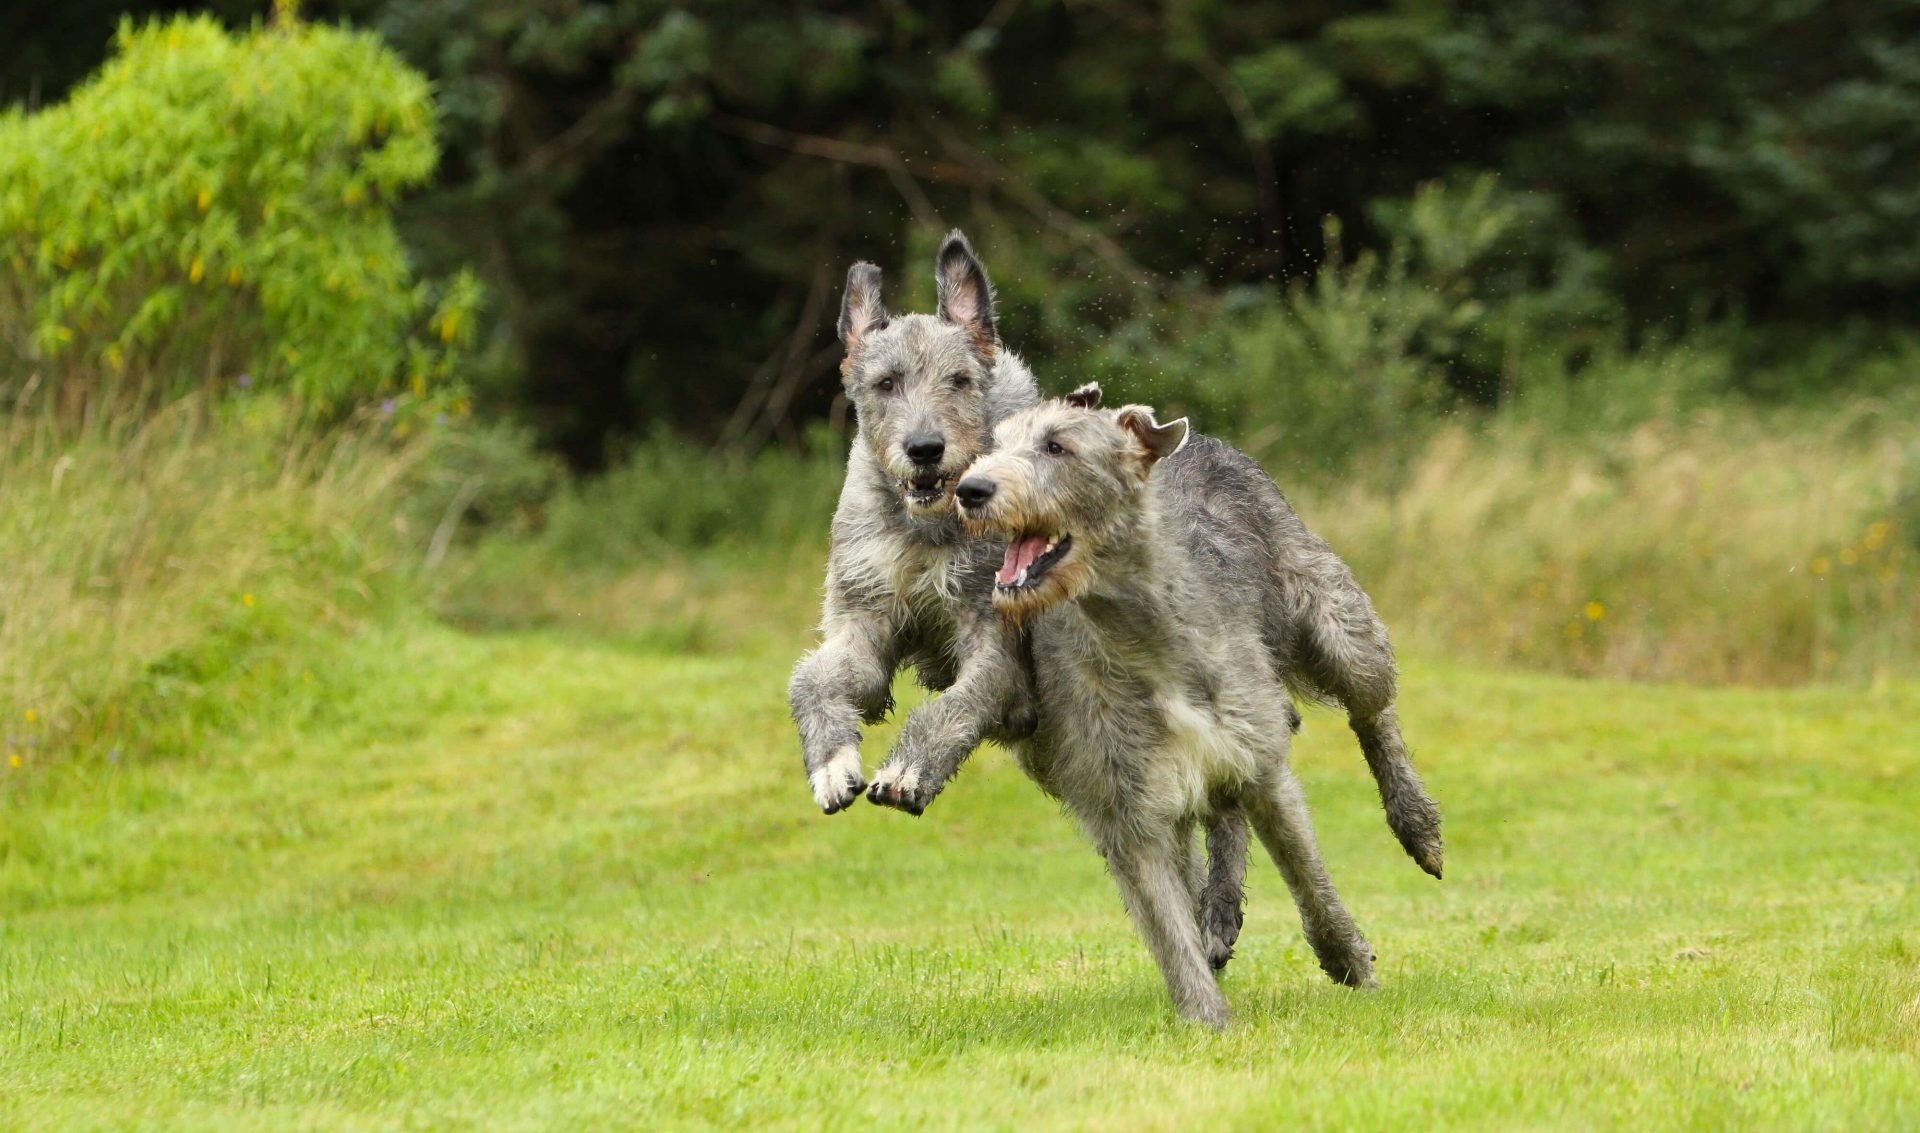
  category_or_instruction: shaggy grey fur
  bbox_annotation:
[788,232,1038,815]
[790,235,1255,969]
[906,389,1443,1025]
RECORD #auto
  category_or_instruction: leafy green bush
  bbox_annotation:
[0,13,478,414]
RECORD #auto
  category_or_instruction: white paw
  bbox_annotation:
[866,760,932,814]
[869,761,921,794]
[809,746,866,814]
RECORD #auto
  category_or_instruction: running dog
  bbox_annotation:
[931,387,1440,1024]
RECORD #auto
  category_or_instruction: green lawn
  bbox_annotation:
[4,620,1919,1130]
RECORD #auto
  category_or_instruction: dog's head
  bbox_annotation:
[954,383,1188,622]
[838,230,1006,520]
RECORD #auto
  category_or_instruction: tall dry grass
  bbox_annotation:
[442,394,1920,689]
[1,395,429,761]
[1300,402,1920,685]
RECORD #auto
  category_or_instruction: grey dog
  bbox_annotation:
[918,387,1440,1025]
[786,232,1038,814]
[788,233,1257,968]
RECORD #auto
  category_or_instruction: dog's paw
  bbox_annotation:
[865,761,933,815]
[1314,934,1378,989]
[809,746,867,814]
[1202,915,1241,973]
[1199,886,1244,972]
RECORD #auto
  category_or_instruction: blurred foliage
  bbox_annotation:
[0,12,479,416]
[6,1,1918,462]
[0,391,435,759]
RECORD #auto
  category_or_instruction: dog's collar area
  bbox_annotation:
[996,533,1071,589]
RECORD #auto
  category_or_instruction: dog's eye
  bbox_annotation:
[1045,440,1067,457]
[876,376,897,393]
[950,372,971,389]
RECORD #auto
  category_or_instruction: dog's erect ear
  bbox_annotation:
[1064,382,1102,410]
[838,262,888,348]
[935,229,997,355]
[1116,405,1190,469]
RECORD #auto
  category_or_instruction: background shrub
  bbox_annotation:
[0,13,478,417]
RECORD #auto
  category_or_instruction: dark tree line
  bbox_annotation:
[9,1,1918,465]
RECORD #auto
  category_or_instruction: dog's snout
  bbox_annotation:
[904,434,946,466]
[955,476,996,509]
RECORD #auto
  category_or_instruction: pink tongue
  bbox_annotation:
[997,535,1049,585]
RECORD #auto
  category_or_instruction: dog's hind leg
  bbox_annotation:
[1199,804,1249,972]
[1173,813,1242,971]
[1243,761,1376,988]
[1104,827,1231,1028]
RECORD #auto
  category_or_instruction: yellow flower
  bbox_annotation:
[1864,521,1890,550]
[1839,547,1859,566]
[196,188,212,213]
[7,753,19,769]
[1811,557,1831,576]
[188,255,205,284]
[25,709,37,723]
[242,593,256,608]
[227,266,243,287]
[1583,601,1606,621]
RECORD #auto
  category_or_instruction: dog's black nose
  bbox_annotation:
[904,434,945,465]
[954,477,996,508]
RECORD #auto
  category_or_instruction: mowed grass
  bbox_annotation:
[4,619,1919,1130]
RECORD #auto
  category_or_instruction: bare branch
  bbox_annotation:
[719,257,838,453]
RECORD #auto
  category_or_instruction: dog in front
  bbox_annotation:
[950,387,1398,1026]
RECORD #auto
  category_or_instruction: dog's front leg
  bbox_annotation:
[1105,829,1231,1028]
[867,627,1023,816]
[789,613,896,814]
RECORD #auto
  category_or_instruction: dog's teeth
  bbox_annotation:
[1015,567,1029,587]
[1045,539,1057,555]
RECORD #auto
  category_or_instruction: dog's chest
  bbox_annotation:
[1026,638,1251,814]
[835,527,967,623]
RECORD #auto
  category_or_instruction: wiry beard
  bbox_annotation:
[991,556,1091,625]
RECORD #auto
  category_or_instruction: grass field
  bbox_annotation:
[5,616,1920,1130]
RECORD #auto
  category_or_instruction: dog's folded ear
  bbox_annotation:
[935,229,997,357]
[838,262,888,348]
[1117,405,1190,468]
[1065,382,1102,410]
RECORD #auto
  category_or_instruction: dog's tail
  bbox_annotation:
[1348,708,1443,878]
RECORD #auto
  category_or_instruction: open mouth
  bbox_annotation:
[900,471,951,508]
[996,533,1072,591]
